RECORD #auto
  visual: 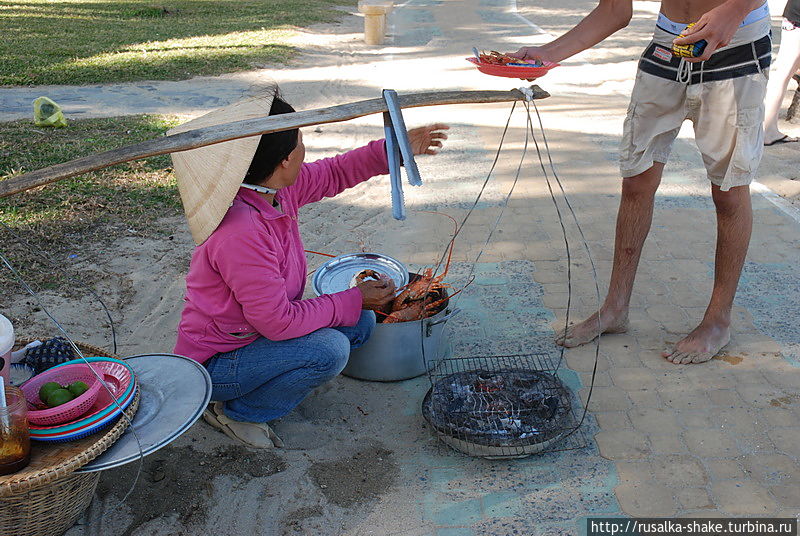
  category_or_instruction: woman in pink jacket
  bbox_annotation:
[172,90,448,448]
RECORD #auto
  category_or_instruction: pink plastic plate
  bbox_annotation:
[29,360,134,432]
[21,364,103,425]
[30,383,137,439]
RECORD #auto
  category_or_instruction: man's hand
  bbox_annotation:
[407,123,449,155]
[357,279,396,311]
[672,1,751,62]
[508,46,555,64]
[508,46,557,81]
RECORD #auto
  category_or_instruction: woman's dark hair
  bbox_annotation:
[242,94,299,185]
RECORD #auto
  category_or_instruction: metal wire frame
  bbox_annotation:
[418,96,603,458]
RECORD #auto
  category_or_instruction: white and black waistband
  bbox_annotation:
[638,34,771,84]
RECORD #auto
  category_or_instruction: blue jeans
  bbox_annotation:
[205,311,375,422]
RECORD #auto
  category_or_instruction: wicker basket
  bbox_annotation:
[0,340,138,536]
[1,472,100,536]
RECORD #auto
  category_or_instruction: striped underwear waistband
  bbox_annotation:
[655,2,770,35]
[638,34,771,85]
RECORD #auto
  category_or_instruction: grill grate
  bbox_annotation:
[422,353,587,458]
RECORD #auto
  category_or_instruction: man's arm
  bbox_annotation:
[510,0,633,63]
[673,0,766,62]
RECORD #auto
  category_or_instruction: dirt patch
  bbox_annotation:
[714,353,744,366]
[769,394,800,408]
[308,444,399,508]
[96,444,286,535]
[282,505,325,535]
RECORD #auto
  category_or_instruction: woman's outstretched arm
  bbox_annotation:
[292,124,449,208]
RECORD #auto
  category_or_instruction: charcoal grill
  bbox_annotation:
[422,354,586,459]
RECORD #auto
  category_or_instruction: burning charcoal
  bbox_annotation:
[498,417,522,430]
[422,369,573,452]
[474,372,504,393]
[519,392,558,420]
[444,399,464,413]
[512,377,541,389]
[486,400,514,415]
[539,396,559,420]
[520,392,545,407]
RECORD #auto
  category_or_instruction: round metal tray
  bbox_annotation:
[77,353,211,473]
[312,252,408,296]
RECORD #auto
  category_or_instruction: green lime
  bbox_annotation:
[39,381,62,402]
[68,381,89,397]
[45,388,75,407]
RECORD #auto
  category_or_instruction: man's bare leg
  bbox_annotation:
[663,184,752,364]
[557,163,663,347]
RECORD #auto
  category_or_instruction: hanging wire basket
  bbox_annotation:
[419,98,599,459]
[0,340,138,536]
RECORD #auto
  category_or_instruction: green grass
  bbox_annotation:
[0,0,354,86]
[0,115,182,293]
[0,115,181,228]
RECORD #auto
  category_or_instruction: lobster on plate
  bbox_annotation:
[478,50,541,67]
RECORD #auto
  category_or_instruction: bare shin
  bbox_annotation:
[604,162,664,312]
[706,184,753,325]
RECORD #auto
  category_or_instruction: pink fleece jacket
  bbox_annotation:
[174,140,389,363]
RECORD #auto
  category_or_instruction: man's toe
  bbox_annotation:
[665,351,686,363]
[561,337,579,348]
[690,352,713,364]
[554,329,568,345]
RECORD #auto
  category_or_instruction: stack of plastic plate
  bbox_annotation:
[22,357,137,443]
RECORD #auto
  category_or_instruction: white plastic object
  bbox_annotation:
[0,314,13,384]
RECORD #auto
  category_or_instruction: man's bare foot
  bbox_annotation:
[555,308,629,348]
[662,322,730,364]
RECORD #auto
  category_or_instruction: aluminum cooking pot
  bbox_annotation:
[342,306,460,382]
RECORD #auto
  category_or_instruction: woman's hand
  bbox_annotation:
[407,124,450,156]
[357,279,397,310]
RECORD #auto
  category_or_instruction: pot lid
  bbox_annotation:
[77,353,211,472]
[312,253,408,296]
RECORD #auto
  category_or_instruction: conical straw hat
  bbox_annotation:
[169,85,278,245]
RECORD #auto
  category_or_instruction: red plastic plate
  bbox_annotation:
[466,57,558,79]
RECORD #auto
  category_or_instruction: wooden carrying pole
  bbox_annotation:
[0,87,549,199]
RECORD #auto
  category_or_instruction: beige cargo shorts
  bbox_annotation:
[620,20,771,190]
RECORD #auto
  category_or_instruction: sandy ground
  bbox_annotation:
[4,0,800,534]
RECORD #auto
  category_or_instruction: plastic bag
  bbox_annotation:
[32,96,67,128]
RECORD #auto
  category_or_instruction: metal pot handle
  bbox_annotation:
[425,308,461,336]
